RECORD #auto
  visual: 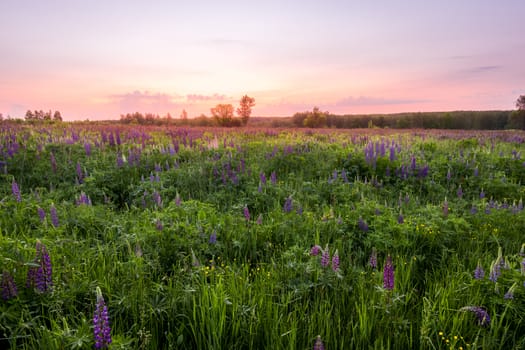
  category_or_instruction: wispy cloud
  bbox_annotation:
[186,93,229,102]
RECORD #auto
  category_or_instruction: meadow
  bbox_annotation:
[1,123,524,349]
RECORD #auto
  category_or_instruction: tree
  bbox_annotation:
[517,95,525,111]
[53,110,62,122]
[303,107,327,128]
[211,104,236,126]
[507,95,525,129]
[237,95,255,126]
[25,110,34,120]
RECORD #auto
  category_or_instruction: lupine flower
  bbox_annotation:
[358,217,368,232]
[332,250,340,271]
[243,206,250,221]
[310,245,322,256]
[321,245,330,268]
[37,207,46,222]
[76,162,83,183]
[1,271,18,300]
[93,287,112,349]
[474,262,485,280]
[383,255,394,290]
[313,335,325,350]
[457,185,463,198]
[259,172,266,185]
[155,219,163,231]
[489,259,501,283]
[460,306,490,327]
[11,180,21,202]
[50,205,59,227]
[270,171,277,185]
[209,231,217,244]
[27,241,52,293]
[50,152,57,173]
[369,248,378,269]
[283,196,293,213]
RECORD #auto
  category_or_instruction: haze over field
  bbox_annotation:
[1,0,524,120]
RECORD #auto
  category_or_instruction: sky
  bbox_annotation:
[0,0,524,120]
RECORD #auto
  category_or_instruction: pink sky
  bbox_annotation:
[1,1,524,120]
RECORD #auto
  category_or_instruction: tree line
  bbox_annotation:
[119,95,255,127]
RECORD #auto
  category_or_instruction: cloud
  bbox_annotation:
[335,96,426,107]
[108,91,184,113]
[186,93,229,102]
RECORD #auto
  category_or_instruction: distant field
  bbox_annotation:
[1,123,524,349]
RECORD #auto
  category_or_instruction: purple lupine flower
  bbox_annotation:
[313,335,325,350]
[369,248,378,269]
[243,206,250,221]
[310,245,322,256]
[259,172,266,185]
[321,246,330,268]
[11,180,21,202]
[270,171,277,185]
[50,152,57,173]
[383,255,394,290]
[358,217,368,232]
[209,231,217,244]
[37,207,46,222]
[1,271,18,300]
[461,306,490,327]
[489,260,501,283]
[76,162,83,183]
[332,250,340,271]
[27,241,52,293]
[474,262,485,280]
[155,219,163,231]
[457,185,463,198]
[283,196,293,213]
[50,205,59,227]
[84,142,92,156]
[153,191,162,208]
[94,287,112,349]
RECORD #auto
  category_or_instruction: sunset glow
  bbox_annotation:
[1,0,524,120]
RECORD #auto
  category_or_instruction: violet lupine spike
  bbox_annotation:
[50,152,57,173]
[310,245,322,256]
[94,287,112,349]
[283,196,293,213]
[332,250,340,271]
[209,231,217,244]
[474,262,485,280]
[460,306,490,327]
[358,217,368,232]
[313,335,325,350]
[369,248,378,269]
[1,271,18,300]
[321,246,330,268]
[383,255,394,291]
[37,207,46,222]
[11,180,21,202]
[50,205,59,227]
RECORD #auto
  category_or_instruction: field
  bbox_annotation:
[1,123,525,349]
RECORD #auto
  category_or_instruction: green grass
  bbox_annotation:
[1,124,525,349]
